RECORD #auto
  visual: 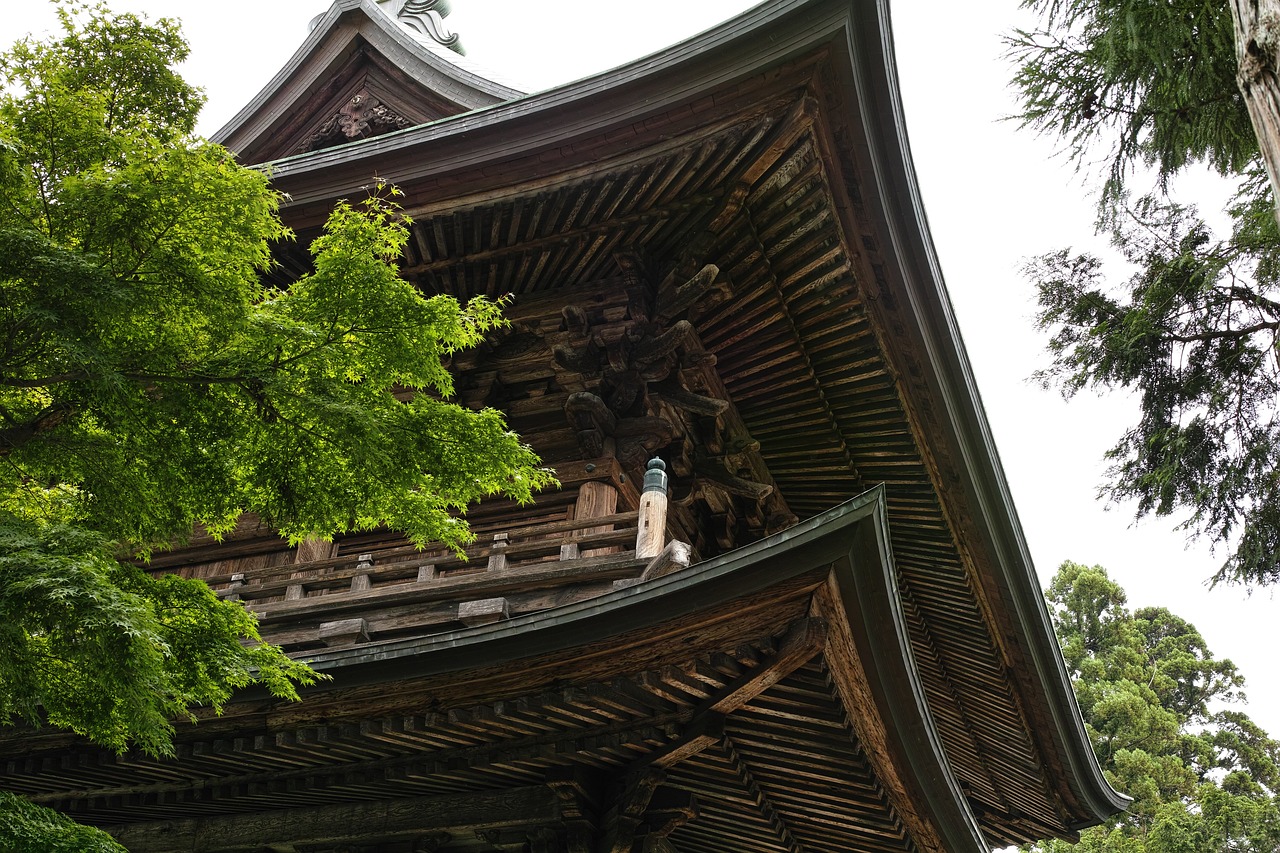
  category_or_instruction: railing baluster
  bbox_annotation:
[351,554,373,592]
[487,533,509,572]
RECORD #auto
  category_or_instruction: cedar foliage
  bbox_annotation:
[1028,563,1280,852]
[1009,0,1280,586]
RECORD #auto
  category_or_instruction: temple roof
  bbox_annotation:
[212,0,521,164]
[232,0,1123,834]
[229,0,1128,839]
[0,2,1131,850]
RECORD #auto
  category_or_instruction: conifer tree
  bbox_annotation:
[1028,562,1280,852]
[1010,0,1280,585]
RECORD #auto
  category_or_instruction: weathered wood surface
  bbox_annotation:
[175,507,658,649]
[220,511,642,598]
[100,56,1096,846]
[106,785,560,852]
[252,549,650,648]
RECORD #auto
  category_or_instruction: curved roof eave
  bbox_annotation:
[840,0,1131,825]
[212,0,522,151]
[249,0,1128,825]
[250,0,828,188]
[280,489,995,853]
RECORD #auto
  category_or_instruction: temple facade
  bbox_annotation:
[0,1,1127,851]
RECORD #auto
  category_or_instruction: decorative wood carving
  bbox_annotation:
[657,264,733,324]
[300,90,413,153]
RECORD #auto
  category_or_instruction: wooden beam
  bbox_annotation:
[403,190,725,274]
[251,550,647,623]
[811,576,954,853]
[599,769,667,853]
[701,617,826,715]
[597,619,825,852]
[105,785,560,853]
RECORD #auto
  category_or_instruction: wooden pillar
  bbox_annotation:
[287,538,336,600]
[635,458,669,560]
[351,553,373,592]
[575,480,619,558]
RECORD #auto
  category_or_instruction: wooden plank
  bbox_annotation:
[201,512,641,591]
[811,578,951,853]
[703,617,826,716]
[105,785,561,852]
[576,480,619,558]
[228,527,641,602]
[250,551,648,623]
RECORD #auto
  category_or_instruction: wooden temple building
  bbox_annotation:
[1,0,1128,850]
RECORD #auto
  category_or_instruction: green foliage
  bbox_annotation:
[0,520,315,756]
[1026,562,1280,852]
[1010,0,1280,585]
[0,0,552,772]
[1027,195,1280,585]
[0,791,124,852]
[1008,0,1252,205]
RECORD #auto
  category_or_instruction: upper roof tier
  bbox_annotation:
[204,0,1128,846]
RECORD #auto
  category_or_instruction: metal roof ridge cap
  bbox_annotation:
[351,0,522,100]
[211,0,519,147]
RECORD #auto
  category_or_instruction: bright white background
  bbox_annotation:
[4,1,1274,737]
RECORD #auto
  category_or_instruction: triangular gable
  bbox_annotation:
[212,0,521,164]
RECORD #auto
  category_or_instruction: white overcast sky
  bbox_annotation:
[4,1,1274,736]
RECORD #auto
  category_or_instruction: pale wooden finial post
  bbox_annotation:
[635,458,669,559]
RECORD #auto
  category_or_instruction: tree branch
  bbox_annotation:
[1164,319,1280,343]
[0,401,76,456]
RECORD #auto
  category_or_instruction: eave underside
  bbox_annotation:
[8,560,937,853]
[259,97,1081,842]
[0,492,1074,851]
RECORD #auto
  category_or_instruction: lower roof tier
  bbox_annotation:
[5,495,1108,850]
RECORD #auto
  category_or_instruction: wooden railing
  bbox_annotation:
[214,511,641,604]
[158,460,688,651]
[199,511,678,650]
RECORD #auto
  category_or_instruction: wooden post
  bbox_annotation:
[576,480,619,558]
[487,533,509,572]
[351,553,373,593]
[636,458,669,560]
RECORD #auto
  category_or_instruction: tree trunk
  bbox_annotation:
[1231,0,1280,225]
